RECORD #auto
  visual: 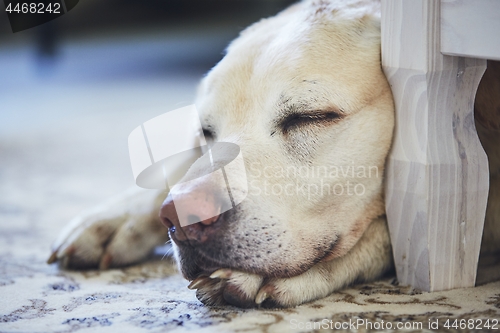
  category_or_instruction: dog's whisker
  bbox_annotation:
[161,246,174,260]
[209,268,232,280]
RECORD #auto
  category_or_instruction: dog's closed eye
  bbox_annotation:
[202,128,216,148]
[203,128,214,139]
[280,111,342,134]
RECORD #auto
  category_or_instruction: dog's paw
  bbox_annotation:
[188,268,329,308]
[254,272,336,308]
[189,262,355,308]
[47,188,169,270]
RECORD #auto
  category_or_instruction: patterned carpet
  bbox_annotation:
[1,39,499,333]
[1,253,500,333]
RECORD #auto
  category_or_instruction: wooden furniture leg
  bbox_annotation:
[381,0,489,291]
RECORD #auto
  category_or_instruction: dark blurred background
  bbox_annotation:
[0,0,296,137]
[1,0,296,63]
[0,1,294,237]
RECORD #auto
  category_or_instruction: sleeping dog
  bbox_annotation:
[48,0,500,308]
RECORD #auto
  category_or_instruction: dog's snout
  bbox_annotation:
[160,192,221,243]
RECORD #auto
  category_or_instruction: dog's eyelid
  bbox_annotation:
[303,110,343,119]
[279,110,343,133]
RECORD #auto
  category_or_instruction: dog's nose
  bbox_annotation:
[159,192,221,243]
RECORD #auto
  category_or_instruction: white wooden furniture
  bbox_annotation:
[381,0,500,292]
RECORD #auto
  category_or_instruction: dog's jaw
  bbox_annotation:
[171,209,343,281]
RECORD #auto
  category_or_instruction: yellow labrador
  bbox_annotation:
[48,0,500,308]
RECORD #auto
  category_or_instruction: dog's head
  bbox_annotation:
[160,0,394,281]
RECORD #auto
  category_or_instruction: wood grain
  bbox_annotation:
[441,0,500,61]
[381,0,489,291]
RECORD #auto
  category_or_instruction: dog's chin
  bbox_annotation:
[175,239,339,281]
[175,247,220,281]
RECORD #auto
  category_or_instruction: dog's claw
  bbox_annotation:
[209,268,232,280]
[255,290,269,305]
[59,246,75,268]
[47,251,58,264]
[99,253,112,270]
[61,255,69,269]
[188,276,211,290]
